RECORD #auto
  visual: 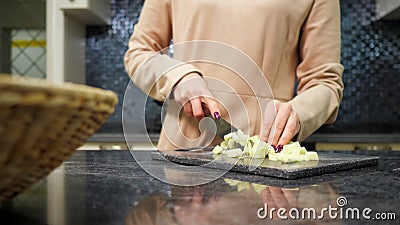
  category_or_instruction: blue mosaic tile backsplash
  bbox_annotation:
[86,0,400,134]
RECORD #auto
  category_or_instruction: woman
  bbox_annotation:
[124,0,344,151]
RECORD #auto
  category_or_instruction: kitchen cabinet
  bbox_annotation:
[46,0,110,84]
[376,0,400,20]
[59,0,110,25]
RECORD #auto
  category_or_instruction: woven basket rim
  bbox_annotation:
[0,74,119,205]
[0,74,118,102]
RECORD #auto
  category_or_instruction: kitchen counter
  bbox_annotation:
[1,150,399,225]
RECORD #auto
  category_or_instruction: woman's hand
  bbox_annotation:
[260,100,300,146]
[173,73,221,120]
[260,186,299,211]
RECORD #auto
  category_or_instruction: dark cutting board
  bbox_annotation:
[152,147,379,179]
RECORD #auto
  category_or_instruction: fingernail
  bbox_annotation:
[276,145,283,153]
[214,112,221,119]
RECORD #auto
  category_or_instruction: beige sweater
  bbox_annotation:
[124,0,344,150]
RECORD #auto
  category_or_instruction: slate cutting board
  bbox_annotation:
[152,147,379,179]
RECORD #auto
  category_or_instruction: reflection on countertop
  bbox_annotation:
[1,150,399,225]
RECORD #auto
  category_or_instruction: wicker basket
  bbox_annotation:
[0,74,118,204]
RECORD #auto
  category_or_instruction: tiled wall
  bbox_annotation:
[86,0,400,134]
[331,0,400,133]
[11,29,46,78]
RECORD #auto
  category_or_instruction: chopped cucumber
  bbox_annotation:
[299,147,307,155]
[267,141,319,163]
[223,148,243,158]
[224,178,241,186]
[267,145,276,155]
[237,181,251,192]
[243,140,252,156]
[220,140,229,149]
[227,138,236,149]
[268,153,279,161]
[281,141,301,154]
[212,145,224,154]
[224,132,233,141]
[252,183,267,194]
[213,131,319,163]
[249,135,259,143]
[236,130,249,145]
[305,151,319,161]
[250,140,267,159]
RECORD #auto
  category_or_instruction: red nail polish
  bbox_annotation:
[214,112,221,119]
[276,145,283,153]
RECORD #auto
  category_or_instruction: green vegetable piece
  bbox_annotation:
[292,147,301,155]
[268,154,279,161]
[212,145,224,154]
[223,148,243,158]
[281,141,301,154]
[236,129,250,146]
[299,146,307,155]
[250,140,267,159]
[253,148,266,159]
[237,181,251,192]
[214,131,318,163]
[279,155,290,163]
[220,140,229,149]
[231,132,239,142]
[268,142,318,163]
[267,144,275,155]
[227,138,236,149]
[305,151,319,161]
[224,178,240,186]
[252,183,267,194]
[224,132,233,141]
[239,135,250,146]
[242,157,252,165]
[243,140,252,155]
[293,155,306,162]
[249,135,259,143]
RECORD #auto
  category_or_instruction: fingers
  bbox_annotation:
[277,111,300,146]
[260,187,277,209]
[203,98,220,119]
[173,73,221,120]
[268,186,290,209]
[191,190,203,208]
[190,98,204,119]
[281,189,299,208]
[259,100,275,142]
[182,97,221,120]
[269,103,291,145]
[261,100,300,146]
[183,102,193,117]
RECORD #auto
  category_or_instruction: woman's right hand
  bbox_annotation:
[173,73,221,120]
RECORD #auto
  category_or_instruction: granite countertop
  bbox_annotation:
[1,150,399,225]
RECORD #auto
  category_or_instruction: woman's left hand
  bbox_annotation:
[259,100,301,146]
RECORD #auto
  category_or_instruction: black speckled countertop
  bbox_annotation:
[1,150,399,225]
